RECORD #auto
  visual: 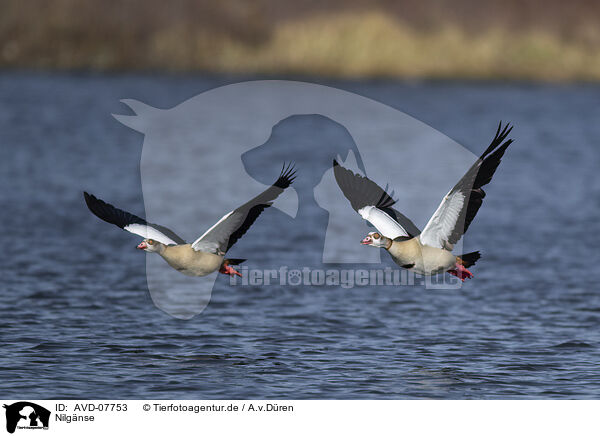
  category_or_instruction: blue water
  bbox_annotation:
[1,72,600,398]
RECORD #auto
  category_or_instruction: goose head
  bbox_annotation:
[136,239,164,253]
[361,232,390,248]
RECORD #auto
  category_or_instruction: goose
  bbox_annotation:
[333,122,514,281]
[84,163,296,277]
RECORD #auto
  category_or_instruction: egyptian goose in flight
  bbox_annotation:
[84,163,296,277]
[333,123,514,281]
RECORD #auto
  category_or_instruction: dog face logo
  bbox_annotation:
[3,402,50,434]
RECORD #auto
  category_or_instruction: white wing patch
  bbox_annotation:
[191,210,234,251]
[419,190,466,249]
[124,223,179,246]
[358,206,409,239]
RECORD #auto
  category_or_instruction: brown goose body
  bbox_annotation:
[387,237,457,276]
[158,244,224,277]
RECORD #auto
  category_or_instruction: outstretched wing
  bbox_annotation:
[191,163,297,254]
[332,160,420,239]
[419,122,514,250]
[83,192,185,245]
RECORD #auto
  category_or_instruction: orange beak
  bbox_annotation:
[137,241,147,250]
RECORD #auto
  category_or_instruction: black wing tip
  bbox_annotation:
[481,121,514,159]
[496,121,514,142]
[499,120,513,136]
[490,121,514,155]
[332,159,397,211]
[83,191,112,215]
[82,191,138,230]
[332,159,349,182]
[498,120,513,130]
[274,162,297,188]
[83,191,100,208]
[332,159,356,177]
[83,191,105,204]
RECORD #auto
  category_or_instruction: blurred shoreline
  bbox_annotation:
[5,68,600,87]
[3,1,600,81]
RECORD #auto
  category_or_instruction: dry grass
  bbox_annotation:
[2,1,600,80]
[207,12,600,81]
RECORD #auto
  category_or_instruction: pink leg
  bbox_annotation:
[447,263,474,281]
[219,264,242,277]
